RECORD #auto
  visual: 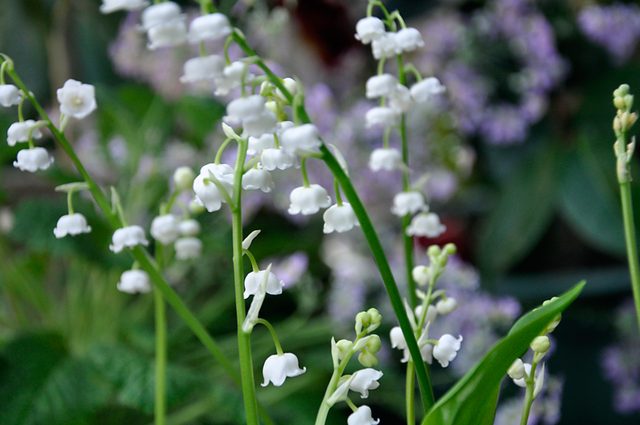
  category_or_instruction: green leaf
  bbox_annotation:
[421,281,585,425]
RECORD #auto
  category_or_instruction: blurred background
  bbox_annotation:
[1,0,640,424]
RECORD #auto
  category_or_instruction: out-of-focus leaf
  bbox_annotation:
[422,281,585,425]
[175,96,225,146]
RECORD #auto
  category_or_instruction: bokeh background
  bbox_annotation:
[1,0,640,424]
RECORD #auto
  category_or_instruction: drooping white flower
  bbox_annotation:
[410,77,446,103]
[0,84,22,107]
[389,84,413,112]
[242,168,274,193]
[261,353,306,387]
[180,55,225,84]
[214,61,251,96]
[150,214,180,245]
[323,203,358,234]
[13,148,53,172]
[56,79,97,119]
[110,225,149,253]
[432,334,463,367]
[369,147,401,171]
[178,219,200,236]
[406,212,446,237]
[412,265,431,286]
[508,358,526,381]
[435,297,457,315]
[261,148,296,171]
[365,74,398,99]
[391,191,426,216]
[7,120,43,146]
[175,237,202,260]
[100,0,148,14]
[244,269,285,298]
[395,27,424,52]
[365,106,400,128]
[193,163,234,212]
[226,95,266,123]
[147,19,188,50]
[53,213,92,238]
[355,17,386,44]
[188,13,231,44]
[248,133,275,155]
[117,269,151,294]
[288,184,331,215]
[371,32,399,60]
[349,369,383,399]
[242,110,277,137]
[280,124,322,155]
[390,326,407,350]
[348,405,380,425]
[173,166,195,191]
[141,1,181,30]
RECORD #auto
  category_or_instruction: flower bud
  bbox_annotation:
[507,358,525,380]
[265,100,278,115]
[624,94,634,110]
[173,166,195,191]
[336,339,354,359]
[189,199,206,215]
[613,84,630,99]
[366,308,382,332]
[427,245,441,258]
[364,334,381,354]
[357,350,378,368]
[355,311,371,334]
[614,96,626,111]
[530,335,551,354]
[412,265,431,286]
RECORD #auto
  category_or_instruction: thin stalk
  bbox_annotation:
[154,245,167,425]
[406,361,415,425]
[255,318,283,354]
[314,346,356,425]
[620,181,640,330]
[519,361,539,425]
[231,139,260,425]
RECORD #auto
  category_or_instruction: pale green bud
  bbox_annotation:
[173,166,195,191]
[614,95,626,111]
[531,335,551,354]
[265,100,278,115]
[189,200,206,215]
[427,245,441,258]
[355,311,371,335]
[412,265,431,286]
[624,94,634,110]
[443,243,457,256]
[357,350,378,367]
[507,358,525,380]
[336,339,353,358]
[614,84,630,98]
[366,308,382,332]
[364,334,382,353]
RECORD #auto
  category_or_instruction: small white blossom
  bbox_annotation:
[261,148,296,171]
[435,297,457,315]
[248,133,275,155]
[366,106,400,128]
[395,27,424,52]
[175,237,202,260]
[178,219,200,236]
[13,148,53,172]
[7,120,43,146]
[412,265,431,286]
[349,368,383,399]
[410,77,446,103]
[0,84,22,107]
[180,55,225,84]
[193,163,234,212]
[261,353,306,387]
[110,225,149,253]
[242,110,277,137]
[432,334,463,367]
[355,17,386,44]
[147,19,188,50]
[173,166,195,191]
[390,326,407,350]
[348,406,380,425]
[288,184,331,215]
[369,147,401,171]
[141,2,181,30]
[323,203,358,233]
[57,79,97,119]
[371,33,399,59]
[280,124,322,155]
[391,191,426,216]
[508,359,526,380]
[214,61,251,96]
[226,95,266,123]
[150,214,180,245]
[406,212,446,237]
[365,74,398,98]
[117,270,151,294]
[389,84,413,112]
[244,269,285,298]
[53,213,92,238]
[100,0,148,14]
[242,168,274,193]
[188,13,231,44]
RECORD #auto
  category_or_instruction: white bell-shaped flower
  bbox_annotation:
[323,203,358,234]
[117,270,151,294]
[390,326,407,350]
[348,406,380,425]
[7,120,43,146]
[57,79,97,119]
[395,27,424,52]
[150,214,180,245]
[349,368,383,399]
[435,297,457,315]
[193,163,234,212]
[365,74,398,99]
[100,0,148,14]
[371,33,399,60]
[261,148,296,171]
[288,184,331,215]
[369,147,401,171]
[261,353,306,387]
[180,55,225,84]
[391,191,426,216]
[412,265,431,286]
[147,19,188,50]
[175,237,202,260]
[178,219,200,236]
[242,110,277,137]
[355,17,385,44]
[389,84,413,112]
[280,124,322,155]
[410,77,446,103]
[432,334,463,367]
[141,1,181,30]
[242,168,274,193]
[244,269,285,298]
[512,361,546,397]
[226,95,266,123]
[53,213,92,238]
[13,148,53,172]
[406,212,446,237]
[248,133,275,155]
[0,84,22,107]
[365,106,400,128]
[214,61,251,96]
[110,225,149,253]
[415,304,438,324]
[188,13,231,44]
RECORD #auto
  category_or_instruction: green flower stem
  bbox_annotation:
[231,138,260,425]
[519,361,539,425]
[256,318,284,355]
[406,361,415,425]
[619,181,640,331]
[67,191,74,214]
[154,245,167,425]
[231,30,435,412]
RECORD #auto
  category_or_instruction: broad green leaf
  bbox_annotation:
[422,281,585,425]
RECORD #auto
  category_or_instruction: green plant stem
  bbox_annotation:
[619,181,640,331]
[406,361,415,425]
[231,139,260,425]
[154,245,167,425]
[231,31,435,412]
[314,344,357,425]
[519,361,538,425]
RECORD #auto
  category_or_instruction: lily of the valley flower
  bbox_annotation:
[226,95,267,124]
[110,225,149,253]
[348,405,380,425]
[242,168,274,193]
[511,361,546,397]
[147,20,188,50]
[261,352,306,387]
[371,33,399,60]
[391,191,426,216]
[349,368,383,399]
[215,62,252,96]
[53,213,92,238]
[280,124,322,156]
[187,13,231,44]
[117,269,151,294]
[175,237,202,260]
[435,297,458,315]
[7,120,43,146]
[244,269,285,298]
[323,203,359,233]
[193,163,234,212]
[365,106,400,128]
[395,27,424,52]
[261,148,296,171]
[100,0,148,14]
[57,79,97,119]
[369,147,401,172]
[389,84,413,112]
[150,214,180,245]
[406,212,446,238]
[355,17,385,44]
[433,334,463,367]
[180,55,225,84]
[0,84,22,107]
[410,77,446,103]
[178,219,200,236]
[141,1,181,30]
[365,74,398,99]
[13,148,53,172]
[288,184,332,215]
